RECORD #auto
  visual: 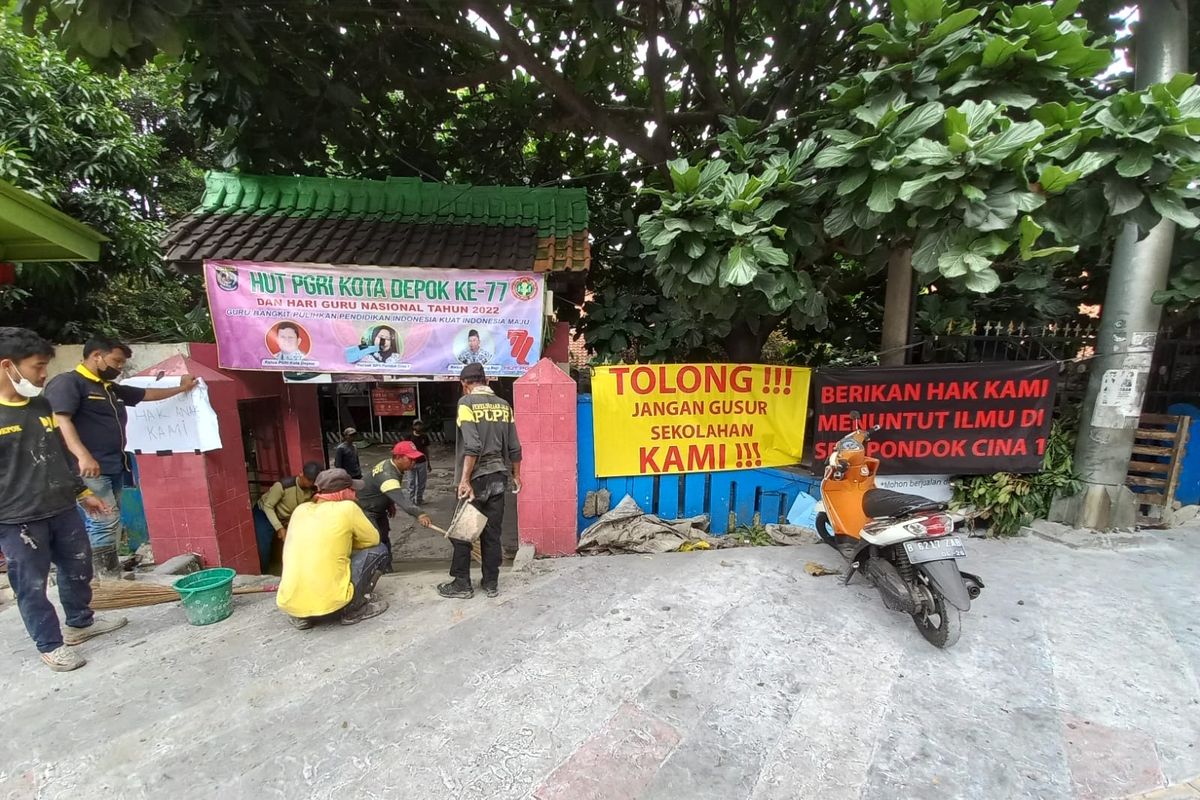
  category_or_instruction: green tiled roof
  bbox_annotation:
[198,172,588,239]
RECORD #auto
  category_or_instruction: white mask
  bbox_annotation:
[5,364,43,398]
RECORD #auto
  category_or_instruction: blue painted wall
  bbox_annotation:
[577,395,821,535]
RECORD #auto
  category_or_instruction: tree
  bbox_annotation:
[0,18,211,340]
[634,0,1200,360]
[14,0,883,359]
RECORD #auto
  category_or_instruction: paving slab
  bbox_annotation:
[1,526,1198,799]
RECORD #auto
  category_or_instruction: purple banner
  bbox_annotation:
[204,260,545,377]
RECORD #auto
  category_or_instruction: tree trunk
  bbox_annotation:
[722,319,771,363]
[879,245,914,366]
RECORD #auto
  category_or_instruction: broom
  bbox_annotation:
[89,579,277,610]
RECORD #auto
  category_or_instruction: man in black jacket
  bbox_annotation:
[0,328,127,672]
[438,363,522,600]
[333,427,362,480]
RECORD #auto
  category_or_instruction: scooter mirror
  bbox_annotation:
[850,410,861,423]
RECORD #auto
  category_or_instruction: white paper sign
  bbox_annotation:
[874,474,954,503]
[122,376,223,454]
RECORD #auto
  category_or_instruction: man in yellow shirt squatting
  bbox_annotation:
[276,468,392,629]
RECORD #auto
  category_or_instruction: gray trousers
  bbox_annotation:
[408,461,429,504]
[346,544,390,611]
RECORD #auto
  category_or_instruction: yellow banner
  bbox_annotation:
[592,364,811,477]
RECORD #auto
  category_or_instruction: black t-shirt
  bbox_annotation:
[409,432,429,464]
[44,366,146,474]
[0,396,86,524]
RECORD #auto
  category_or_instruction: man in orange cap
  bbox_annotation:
[356,440,433,570]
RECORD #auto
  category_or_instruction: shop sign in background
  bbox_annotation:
[204,260,544,377]
[592,364,810,477]
[812,362,1058,475]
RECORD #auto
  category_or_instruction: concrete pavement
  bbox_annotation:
[1,526,1198,800]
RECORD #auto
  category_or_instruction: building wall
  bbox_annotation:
[47,342,191,380]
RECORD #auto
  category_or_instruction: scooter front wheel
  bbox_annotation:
[815,512,836,545]
[912,589,962,649]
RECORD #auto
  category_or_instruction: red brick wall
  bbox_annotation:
[513,359,578,556]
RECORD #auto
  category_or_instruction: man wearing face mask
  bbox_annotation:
[0,327,128,672]
[44,335,197,575]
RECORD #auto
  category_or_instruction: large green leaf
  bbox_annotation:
[751,237,791,267]
[1176,85,1200,117]
[899,173,946,203]
[903,137,955,165]
[1116,147,1154,178]
[814,145,857,168]
[964,267,1001,293]
[1150,191,1200,228]
[1038,132,1081,160]
[891,102,946,143]
[719,245,759,286]
[974,120,1045,163]
[986,87,1038,109]
[866,174,904,213]
[668,158,701,194]
[754,199,787,222]
[824,204,856,237]
[963,191,1021,231]
[837,168,871,195]
[949,100,1000,137]
[688,249,720,284]
[912,228,956,273]
[1037,166,1082,194]
[905,0,944,24]
[924,8,980,43]
[1103,177,1145,216]
[1065,150,1117,179]
[981,35,1028,69]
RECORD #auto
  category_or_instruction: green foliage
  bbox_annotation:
[0,19,210,340]
[953,422,1080,536]
[92,272,214,342]
[637,121,830,337]
[730,525,774,547]
[632,0,1200,360]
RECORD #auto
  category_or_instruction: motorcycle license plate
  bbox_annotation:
[903,537,966,564]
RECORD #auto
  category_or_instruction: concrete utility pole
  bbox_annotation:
[1062,0,1188,529]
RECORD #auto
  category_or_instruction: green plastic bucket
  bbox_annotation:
[173,567,236,626]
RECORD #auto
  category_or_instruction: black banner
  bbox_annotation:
[812,362,1059,475]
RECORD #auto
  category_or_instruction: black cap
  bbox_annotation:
[460,363,486,382]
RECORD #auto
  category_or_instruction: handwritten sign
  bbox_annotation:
[122,377,223,454]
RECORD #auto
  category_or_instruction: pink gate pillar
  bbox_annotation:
[134,355,260,574]
[513,358,578,556]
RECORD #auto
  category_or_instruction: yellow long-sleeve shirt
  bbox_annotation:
[277,500,380,618]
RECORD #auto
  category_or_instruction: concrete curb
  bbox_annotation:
[1126,776,1200,799]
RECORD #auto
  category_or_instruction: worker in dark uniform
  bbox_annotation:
[438,362,522,600]
[332,427,362,480]
[0,327,127,672]
[356,440,433,570]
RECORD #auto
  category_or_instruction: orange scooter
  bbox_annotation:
[815,412,983,648]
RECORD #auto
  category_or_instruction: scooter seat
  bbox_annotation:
[863,488,945,520]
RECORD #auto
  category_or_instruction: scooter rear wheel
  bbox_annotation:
[912,589,962,649]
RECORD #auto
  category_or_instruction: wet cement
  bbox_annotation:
[1,526,1198,799]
